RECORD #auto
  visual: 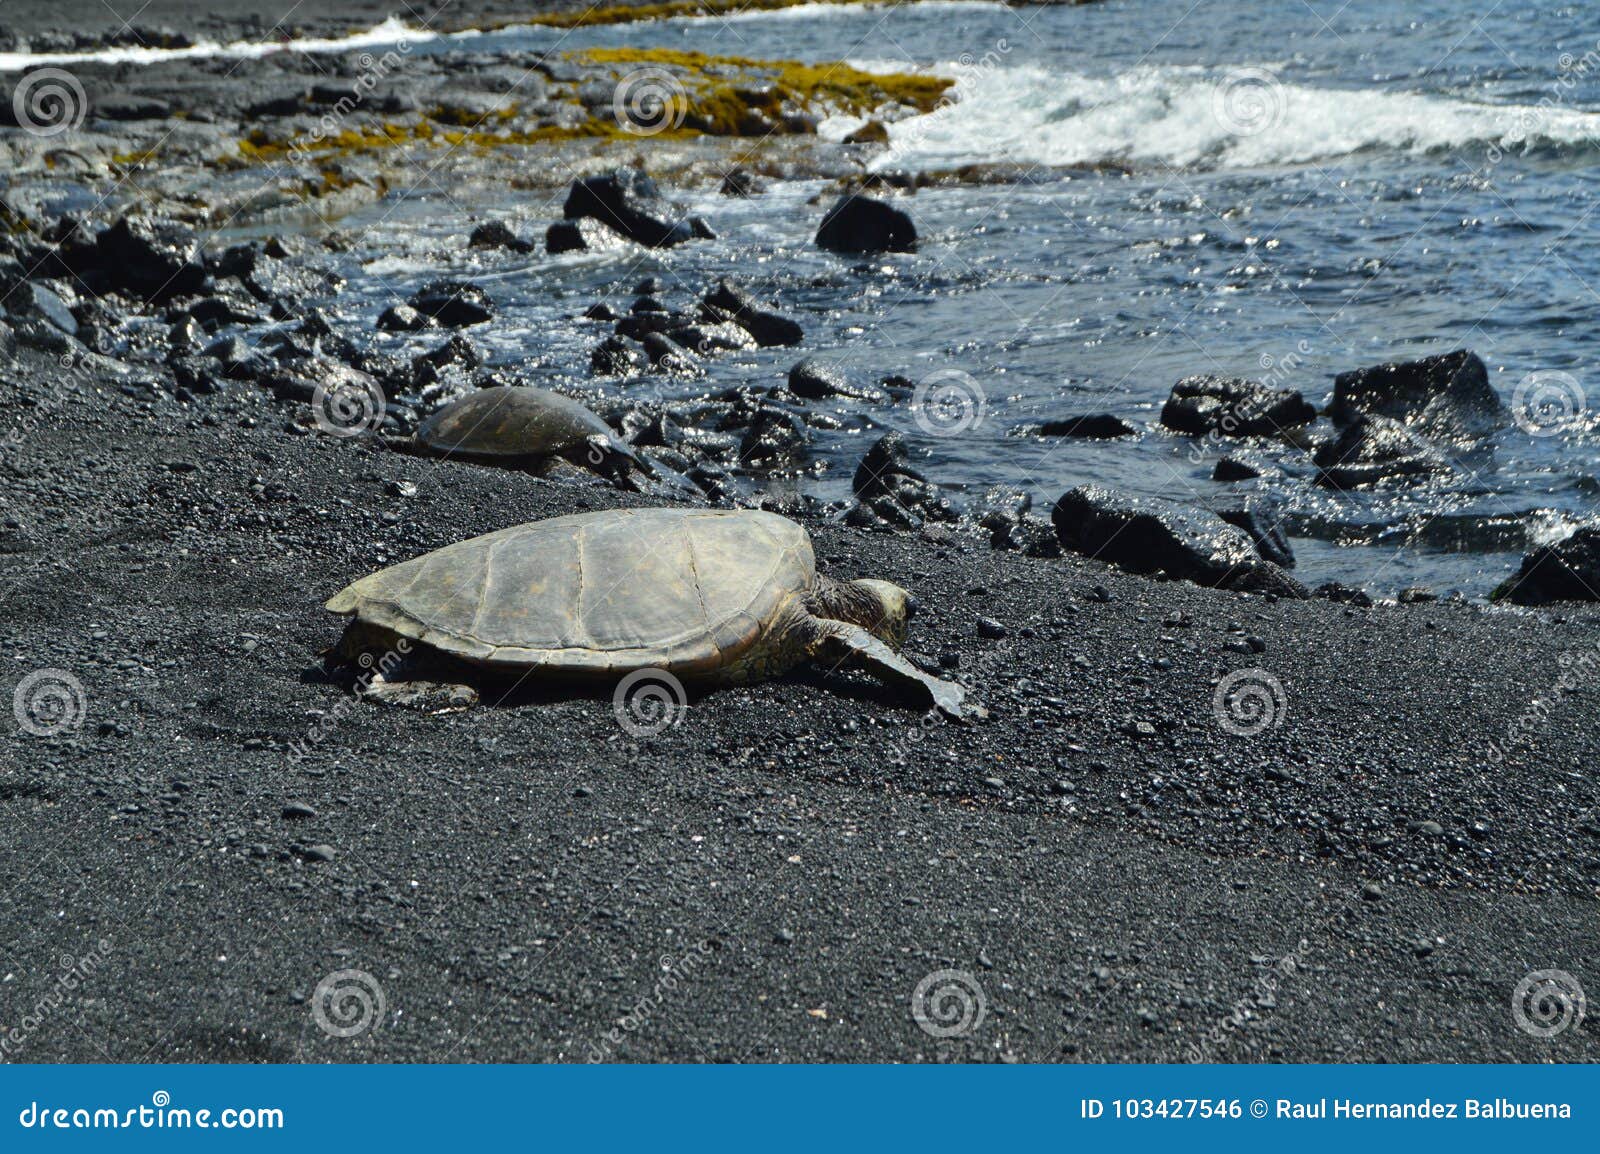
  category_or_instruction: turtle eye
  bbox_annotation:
[904,595,921,621]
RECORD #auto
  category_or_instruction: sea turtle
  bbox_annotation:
[324,507,965,717]
[412,385,651,483]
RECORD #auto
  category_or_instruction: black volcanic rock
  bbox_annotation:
[700,279,803,347]
[1039,413,1137,438]
[1494,526,1600,604]
[1052,484,1307,598]
[1314,414,1450,489]
[96,216,205,300]
[1161,375,1316,437]
[815,194,916,254]
[1330,349,1505,442]
[408,280,494,327]
[562,169,708,249]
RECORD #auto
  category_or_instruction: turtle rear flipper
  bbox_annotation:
[806,620,967,720]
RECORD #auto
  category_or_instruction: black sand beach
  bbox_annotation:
[2,0,1597,1064]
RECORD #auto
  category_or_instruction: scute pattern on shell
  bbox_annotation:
[416,385,615,459]
[325,508,815,674]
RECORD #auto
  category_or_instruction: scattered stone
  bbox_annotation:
[96,215,205,299]
[1051,484,1308,598]
[562,168,710,248]
[1313,414,1450,489]
[282,801,318,820]
[853,432,955,528]
[787,357,883,401]
[468,220,532,253]
[546,217,628,254]
[815,194,917,253]
[1038,413,1136,438]
[408,280,495,327]
[1330,349,1505,442]
[1160,375,1316,437]
[976,617,1007,639]
[300,844,337,863]
[377,303,432,333]
[700,279,804,347]
[1212,456,1261,482]
[1493,525,1600,604]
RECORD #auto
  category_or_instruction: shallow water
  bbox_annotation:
[258,2,1600,592]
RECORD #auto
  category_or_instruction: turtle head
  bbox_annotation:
[849,579,914,647]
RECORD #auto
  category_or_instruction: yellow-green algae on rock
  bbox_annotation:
[227,48,950,164]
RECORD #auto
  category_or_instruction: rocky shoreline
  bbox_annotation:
[2,4,1598,1063]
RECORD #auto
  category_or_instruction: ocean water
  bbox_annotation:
[72,0,1600,595]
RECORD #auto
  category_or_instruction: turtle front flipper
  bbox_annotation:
[805,619,968,720]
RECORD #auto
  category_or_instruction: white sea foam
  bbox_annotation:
[0,16,433,72]
[875,62,1600,171]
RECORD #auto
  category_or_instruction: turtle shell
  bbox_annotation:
[416,385,614,461]
[325,508,815,675]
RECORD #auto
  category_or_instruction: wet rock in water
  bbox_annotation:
[1051,484,1308,598]
[1211,496,1295,569]
[1038,413,1136,438]
[1494,525,1600,604]
[591,336,644,377]
[1330,349,1505,442]
[409,280,495,327]
[700,279,803,347]
[631,295,668,315]
[738,407,810,470]
[562,168,709,249]
[670,320,757,356]
[787,357,884,402]
[853,432,956,528]
[96,216,206,300]
[469,220,532,253]
[846,119,891,145]
[1213,456,1261,481]
[415,334,482,374]
[1160,375,1316,437]
[378,304,434,332]
[546,218,628,254]
[815,194,917,254]
[720,168,767,197]
[1314,414,1450,489]
[640,333,700,376]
